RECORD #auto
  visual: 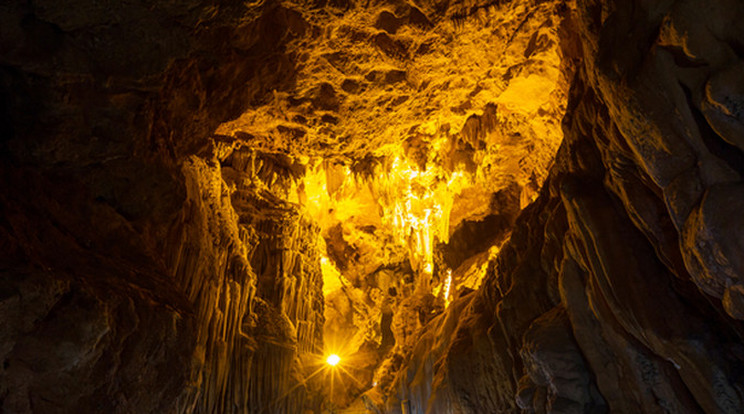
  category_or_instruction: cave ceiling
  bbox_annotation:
[214,0,571,300]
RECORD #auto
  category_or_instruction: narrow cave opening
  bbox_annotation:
[209,1,575,411]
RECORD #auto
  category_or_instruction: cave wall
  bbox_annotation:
[389,0,744,413]
[1,1,323,412]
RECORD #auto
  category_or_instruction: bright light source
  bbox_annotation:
[326,354,341,366]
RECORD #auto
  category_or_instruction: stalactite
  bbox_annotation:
[168,148,325,412]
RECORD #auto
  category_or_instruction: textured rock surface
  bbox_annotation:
[211,0,572,407]
[388,0,744,413]
[2,0,744,413]
[1,0,322,412]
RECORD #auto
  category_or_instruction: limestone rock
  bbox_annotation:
[3,0,744,412]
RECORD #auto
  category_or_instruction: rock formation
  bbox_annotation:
[1,0,744,413]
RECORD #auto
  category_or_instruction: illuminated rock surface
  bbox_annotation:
[1,0,744,413]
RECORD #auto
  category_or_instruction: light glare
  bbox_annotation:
[326,354,340,366]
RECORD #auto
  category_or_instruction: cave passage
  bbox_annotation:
[3,0,744,413]
[209,1,571,409]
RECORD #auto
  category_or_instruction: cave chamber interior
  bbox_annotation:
[2,0,744,413]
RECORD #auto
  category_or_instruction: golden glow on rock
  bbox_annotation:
[326,354,341,366]
[443,269,453,307]
[303,151,470,291]
[382,155,445,276]
[320,255,343,295]
[208,2,573,408]
[214,1,569,313]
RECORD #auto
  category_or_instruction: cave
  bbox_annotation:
[2,0,744,413]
